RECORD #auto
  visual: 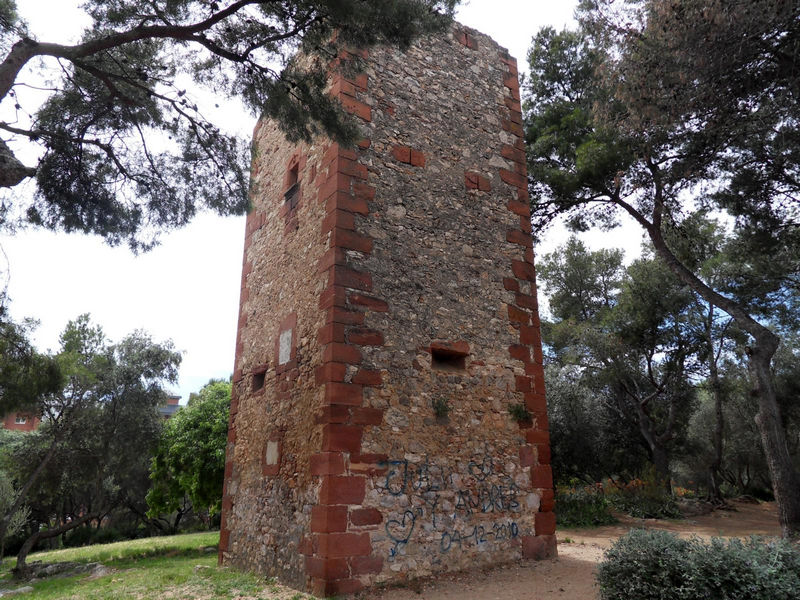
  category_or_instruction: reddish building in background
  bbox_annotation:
[159,395,182,420]
[1,411,41,432]
[2,394,180,433]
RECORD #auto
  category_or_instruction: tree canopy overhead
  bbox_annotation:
[0,0,457,250]
[525,0,800,537]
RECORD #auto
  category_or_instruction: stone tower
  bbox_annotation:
[220,24,556,597]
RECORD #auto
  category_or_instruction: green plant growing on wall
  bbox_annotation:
[431,397,450,419]
[508,403,532,424]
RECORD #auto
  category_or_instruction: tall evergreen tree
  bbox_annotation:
[0,314,61,416]
[525,0,800,537]
[0,0,458,249]
[540,238,700,483]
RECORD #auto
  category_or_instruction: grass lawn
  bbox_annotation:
[0,532,318,600]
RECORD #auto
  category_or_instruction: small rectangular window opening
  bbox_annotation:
[284,165,299,210]
[431,349,466,372]
[14,416,27,425]
[252,371,266,392]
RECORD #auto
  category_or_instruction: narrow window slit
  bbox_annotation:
[252,371,266,392]
[284,165,299,210]
[431,349,467,371]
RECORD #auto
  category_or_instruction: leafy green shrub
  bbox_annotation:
[556,483,616,527]
[64,525,95,548]
[608,487,682,519]
[605,469,682,519]
[597,529,800,600]
[64,524,153,548]
[92,526,131,545]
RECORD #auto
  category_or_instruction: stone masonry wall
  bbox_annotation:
[220,23,555,597]
[219,119,332,588]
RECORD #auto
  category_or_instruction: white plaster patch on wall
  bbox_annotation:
[265,440,280,465]
[279,328,292,365]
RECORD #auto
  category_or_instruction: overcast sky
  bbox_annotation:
[3,1,614,401]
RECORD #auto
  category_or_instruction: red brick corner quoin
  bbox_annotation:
[306,64,388,597]
[499,51,557,560]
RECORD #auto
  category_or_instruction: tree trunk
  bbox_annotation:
[748,337,800,539]
[651,444,671,488]
[632,201,800,537]
[636,399,672,486]
[705,306,725,505]
[0,138,35,187]
[172,508,184,534]
[0,440,59,553]
[13,513,94,577]
[707,375,724,503]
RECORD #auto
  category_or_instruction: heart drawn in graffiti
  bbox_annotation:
[385,509,417,545]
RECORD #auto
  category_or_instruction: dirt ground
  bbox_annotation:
[368,500,781,600]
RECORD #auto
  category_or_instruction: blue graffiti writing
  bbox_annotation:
[381,456,519,518]
[379,452,525,558]
[440,520,519,553]
[383,459,455,496]
[452,482,520,517]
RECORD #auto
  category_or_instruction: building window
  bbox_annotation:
[431,348,466,371]
[284,164,300,211]
[14,415,27,425]
[430,340,470,372]
[252,371,266,392]
[281,157,303,234]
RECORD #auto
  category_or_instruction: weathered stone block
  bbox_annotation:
[322,424,364,452]
[535,511,557,536]
[348,293,389,313]
[311,505,349,533]
[349,508,383,526]
[522,534,558,560]
[310,452,346,476]
[351,368,382,386]
[530,465,553,490]
[319,476,367,506]
[305,556,349,580]
[349,555,384,575]
[317,532,373,558]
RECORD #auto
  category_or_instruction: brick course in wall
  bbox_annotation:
[220,23,555,596]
